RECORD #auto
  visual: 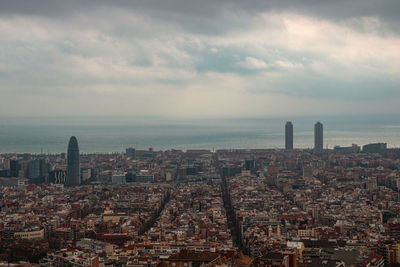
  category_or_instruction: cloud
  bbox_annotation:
[0,1,399,118]
[2,1,400,31]
[239,57,270,70]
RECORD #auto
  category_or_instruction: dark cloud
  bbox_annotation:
[1,0,399,34]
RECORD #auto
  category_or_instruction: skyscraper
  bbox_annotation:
[28,159,45,183]
[314,122,323,151]
[9,160,20,178]
[285,121,293,150]
[126,147,136,159]
[67,136,80,186]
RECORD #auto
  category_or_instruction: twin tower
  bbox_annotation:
[285,121,323,151]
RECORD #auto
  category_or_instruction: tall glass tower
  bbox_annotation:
[314,122,323,152]
[67,136,80,186]
[285,121,293,150]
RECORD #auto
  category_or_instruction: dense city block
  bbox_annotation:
[1,146,400,266]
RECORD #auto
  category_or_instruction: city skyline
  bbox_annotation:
[1,138,399,266]
[1,117,400,153]
[4,121,396,157]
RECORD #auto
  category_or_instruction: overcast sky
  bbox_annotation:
[0,0,399,119]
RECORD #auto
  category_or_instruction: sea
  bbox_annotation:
[0,115,399,154]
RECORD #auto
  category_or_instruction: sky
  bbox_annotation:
[0,0,399,119]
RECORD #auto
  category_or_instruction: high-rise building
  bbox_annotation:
[9,160,20,178]
[28,159,48,184]
[314,122,323,151]
[126,147,136,159]
[48,170,67,184]
[67,136,80,186]
[285,121,293,150]
[28,159,43,180]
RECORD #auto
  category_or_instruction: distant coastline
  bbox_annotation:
[0,115,399,154]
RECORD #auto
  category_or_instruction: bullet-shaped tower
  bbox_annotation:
[67,136,80,186]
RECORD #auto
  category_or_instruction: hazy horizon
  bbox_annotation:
[0,114,399,154]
